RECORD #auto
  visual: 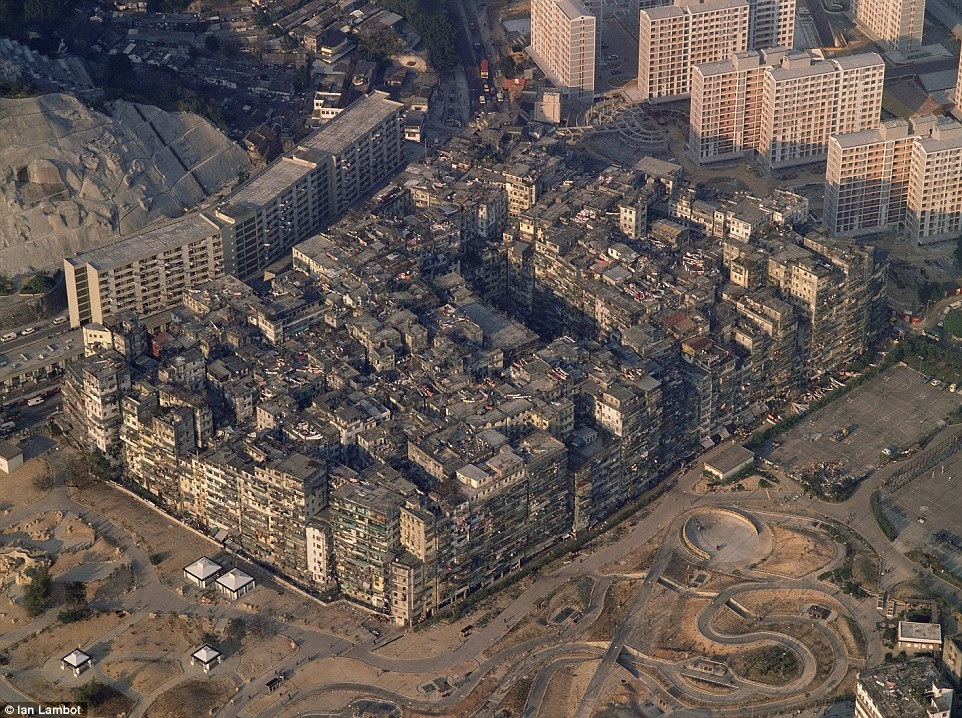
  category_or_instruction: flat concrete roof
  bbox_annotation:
[898,621,942,643]
[0,440,22,460]
[300,90,403,157]
[67,212,224,273]
[704,442,754,474]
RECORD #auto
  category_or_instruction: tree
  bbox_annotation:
[293,66,311,93]
[104,52,134,91]
[74,681,108,709]
[64,580,87,608]
[64,450,112,489]
[23,564,52,617]
[204,33,220,53]
[22,0,68,24]
[355,27,402,63]
[499,55,517,78]
[22,272,54,295]
[918,281,945,306]
[0,274,14,295]
[31,467,52,492]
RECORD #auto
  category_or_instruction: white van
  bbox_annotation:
[53,316,67,325]
[26,397,44,407]
[1,333,15,342]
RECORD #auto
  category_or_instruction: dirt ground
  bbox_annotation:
[711,604,753,635]
[274,690,360,718]
[835,614,868,659]
[110,614,214,655]
[736,588,844,619]
[69,483,219,590]
[755,525,837,577]
[728,645,802,686]
[91,562,136,602]
[483,575,594,658]
[0,458,50,513]
[2,511,62,543]
[633,584,714,661]
[144,677,234,718]
[235,633,295,682]
[593,663,660,717]
[50,536,118,577]
[103,658,184,693]
[584,579,640,642]
[9,673,81,704]
[599,536,660,576]
[0,591,29,633]
[8,610,127,669]
[499,675,534,716]
[539,657,597,717]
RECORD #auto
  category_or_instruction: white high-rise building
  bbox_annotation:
[824,116,962,245]
[690,50,884,168]
[529,0,598,96]
[638,0,750,102]
[906,119,962,245]
[689,47,791,163]
[747,0,796,50]
[853,0,924,55]
[952,50,962,120]
[824,118,922,236]
[760,51,884,168]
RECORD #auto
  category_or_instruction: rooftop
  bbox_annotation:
[229,155,320,209]
[858,658,954,718]
[62,649,91,667]
[0,440,22,460]
[704,442,754,473]
[191,644,222,663]
[67,212,224,272]
[300,90,403,157]
[216,567,255,591]
[184,556,222,581]
[898,621,943,643]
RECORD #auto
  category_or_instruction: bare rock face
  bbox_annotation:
[0,93,250,277]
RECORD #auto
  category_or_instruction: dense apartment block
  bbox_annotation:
[824,118,919,236]
[691,50,885,167]
[64,212,227,329]
[825,116,962,245]
[761,51,884,168]
[529,0,599,96]
[65,92,404,328]
[855,659,954,718]
[638,0,750,102]
[689,47,791,163]
[853,0,924,55]
[61,125,893,627]
[905,118,962,244]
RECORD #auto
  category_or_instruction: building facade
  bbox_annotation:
[529,0,598,96]
[638,0,750,102]
[853,0,924,55]
[826,116,962,244]
[690,50,884,168]
[760,51,884,168]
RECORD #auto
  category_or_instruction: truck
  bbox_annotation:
[480,58,489,81]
